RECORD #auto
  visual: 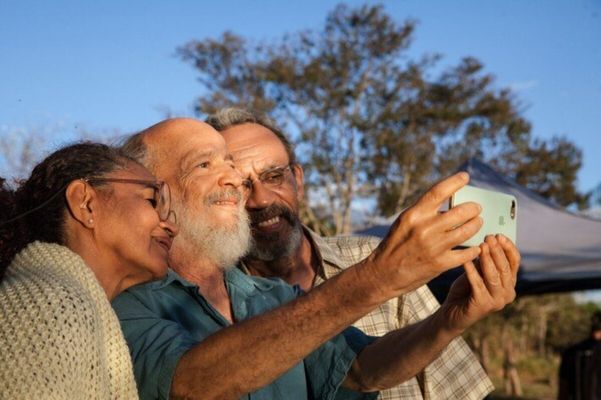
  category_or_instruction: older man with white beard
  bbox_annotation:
[172,185,251,272]
[113,117,520,400]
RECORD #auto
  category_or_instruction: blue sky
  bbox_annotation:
[1,0,600,193]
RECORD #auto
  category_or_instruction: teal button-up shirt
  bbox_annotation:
[113,268,375,400]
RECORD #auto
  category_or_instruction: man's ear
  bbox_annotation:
[65,180,97,228]
[292,163,305,202]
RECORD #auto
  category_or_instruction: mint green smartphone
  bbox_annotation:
[449,185,517,247]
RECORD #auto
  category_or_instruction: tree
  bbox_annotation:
[0,124,120,186]
[179,3,587,233]
[178,32,276,115]
[368,57,532,215]
[0,127,47,183]
[512,136,589,209]
[589,183,601,207]
[464,294,596,397]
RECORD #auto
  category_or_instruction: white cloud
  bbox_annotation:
[507,80,539,92]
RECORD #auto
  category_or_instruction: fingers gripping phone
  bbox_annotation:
[449,185,517,247]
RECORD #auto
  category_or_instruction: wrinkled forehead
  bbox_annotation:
[178,142,234,175]
[143,119,227,182]
[222,123,289,175]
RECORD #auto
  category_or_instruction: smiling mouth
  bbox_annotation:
[252,215,288,233]
[257,216,280,228]
[154,237,172,252]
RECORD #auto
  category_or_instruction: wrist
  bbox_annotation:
[351,256,400,306]
[432,306,467,338]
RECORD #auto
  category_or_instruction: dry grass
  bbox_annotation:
[487,354,560,400]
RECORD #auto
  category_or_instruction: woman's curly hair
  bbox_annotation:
[0,142,133,279]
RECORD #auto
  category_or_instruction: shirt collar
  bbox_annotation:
[154,267,278,296]
[225,267,279,295]
[302,225,345,272]
[151,268,197,290]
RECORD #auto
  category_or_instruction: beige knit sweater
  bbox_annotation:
[0,241,139,399]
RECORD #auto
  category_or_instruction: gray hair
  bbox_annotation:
[120,131,155,173]
[206,108,296,165]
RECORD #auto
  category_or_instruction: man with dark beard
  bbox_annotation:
[210,107,494,400]
[114,117,520,400]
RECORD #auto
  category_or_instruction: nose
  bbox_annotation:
[245,180,277,209]
[160,216,179,239]
[218,163,246,189]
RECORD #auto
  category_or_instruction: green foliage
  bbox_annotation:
[513,136,589,209]
[590,183,601,207]
[178,3,587,232]
[178,32,276,114]
[464,294,600,398]
[370,56,533,215]
[546,295,595,351]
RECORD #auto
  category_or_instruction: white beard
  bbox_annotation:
[174,200,251,270]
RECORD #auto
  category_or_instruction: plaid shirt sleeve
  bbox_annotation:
[313,232,494,400]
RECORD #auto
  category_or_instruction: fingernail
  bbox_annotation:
[497,234,506,243]
[458,172,469,181]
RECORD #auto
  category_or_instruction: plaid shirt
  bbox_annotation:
[308,228,494,400]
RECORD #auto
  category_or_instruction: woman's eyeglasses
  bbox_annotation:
[84,178,176,224]
[0,177,177,227]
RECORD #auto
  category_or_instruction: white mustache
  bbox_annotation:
[205,188,242,205]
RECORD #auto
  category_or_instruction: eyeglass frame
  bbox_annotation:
[0,177,176,227]
[243,164,295,193]
[83,177,176,224]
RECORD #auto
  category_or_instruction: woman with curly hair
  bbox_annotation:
[0,142,177,399]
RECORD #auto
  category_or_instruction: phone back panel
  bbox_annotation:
[450,185,518,247]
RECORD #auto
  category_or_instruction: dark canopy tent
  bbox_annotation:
[358,158,601,299]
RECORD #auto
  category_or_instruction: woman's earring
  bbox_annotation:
[88,218,94,224]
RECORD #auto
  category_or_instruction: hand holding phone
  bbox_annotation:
[449,185,517,247]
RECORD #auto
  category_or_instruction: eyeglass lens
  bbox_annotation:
[258,165,290,187]
[157,182,171,222]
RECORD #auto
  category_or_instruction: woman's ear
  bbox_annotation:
[65,180,96,228]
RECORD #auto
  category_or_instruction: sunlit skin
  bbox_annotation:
[221,120,522,391]
[222,123,317,290]
[64,162,178,300]
[140,118,249,321]
[125,117,520,399]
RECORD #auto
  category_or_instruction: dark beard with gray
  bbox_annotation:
[247,203,303,261]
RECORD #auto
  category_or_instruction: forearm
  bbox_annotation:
[172,173,487,398]
[344,234,520,393]
[344,308,462,392]
[171,262,395,399]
